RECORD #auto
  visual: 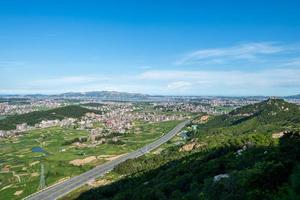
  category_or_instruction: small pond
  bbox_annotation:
[31,146,48,154]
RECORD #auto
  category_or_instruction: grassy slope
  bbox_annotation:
[74,99,300,200]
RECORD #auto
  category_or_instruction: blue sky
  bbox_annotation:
[0,0,300,96]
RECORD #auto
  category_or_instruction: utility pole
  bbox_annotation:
[38,163,46,190]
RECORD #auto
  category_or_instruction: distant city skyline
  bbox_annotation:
[0,1,300,96]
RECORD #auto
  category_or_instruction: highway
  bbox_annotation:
[24,120,190,200]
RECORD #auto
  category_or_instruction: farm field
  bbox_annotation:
[0,120,181,200]
[0,116,6,120]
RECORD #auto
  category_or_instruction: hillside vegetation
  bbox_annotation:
[75,99,300,200]
[0,105,101,130]
[196,98,300,136]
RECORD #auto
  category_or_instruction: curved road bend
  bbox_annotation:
[24,120,190,200]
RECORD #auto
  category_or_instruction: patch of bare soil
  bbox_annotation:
[193,115,210,124]
[87,179,111,187]
[179,139,207,152]
[31,172,39,177]
[69,156,97,166]
[14,190,23,196]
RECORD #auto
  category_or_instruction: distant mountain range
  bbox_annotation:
[1,91,300,100]
[58,91,150,99]
[284,94,300,99]
[0,91,151,101]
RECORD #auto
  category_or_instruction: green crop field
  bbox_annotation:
[0,120,181,200]
[0,116,6,120]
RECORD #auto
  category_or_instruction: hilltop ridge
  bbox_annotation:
[200,98,300,131]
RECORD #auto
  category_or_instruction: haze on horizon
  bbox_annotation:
[0,0,300,96]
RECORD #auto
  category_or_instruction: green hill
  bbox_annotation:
[0,105,102,130]
[196,98,300,136]
[229,98,300,124]
[75,99,300,200]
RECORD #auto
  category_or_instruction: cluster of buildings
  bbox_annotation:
[152,102,223,114]
[0,100,64,116]
[82,103,186,136]
[1,96,260,138]
[207,98,260,108]
[0,97,261,138]
[0,102,187,138]
[153,102,211,113]
[152,98,260,115]
[0,118,77,137]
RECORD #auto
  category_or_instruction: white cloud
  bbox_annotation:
[138,70,197,80]
[283,59,300,67]
[175,42,285,65]
[2,67,300,96]
[33,75,109,86]
[137,68,300,95]
[167,81,192,90]
[13,67,299,95]
[139,70,228,80]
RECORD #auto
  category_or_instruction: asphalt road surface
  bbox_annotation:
[24,120,190,200]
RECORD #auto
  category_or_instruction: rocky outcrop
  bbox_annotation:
[213,174,229,182]
[180,142,197,152]
[272,131,290,139]
[272,132,284,139]
[179,138,207,152]
[193,115,210,124]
